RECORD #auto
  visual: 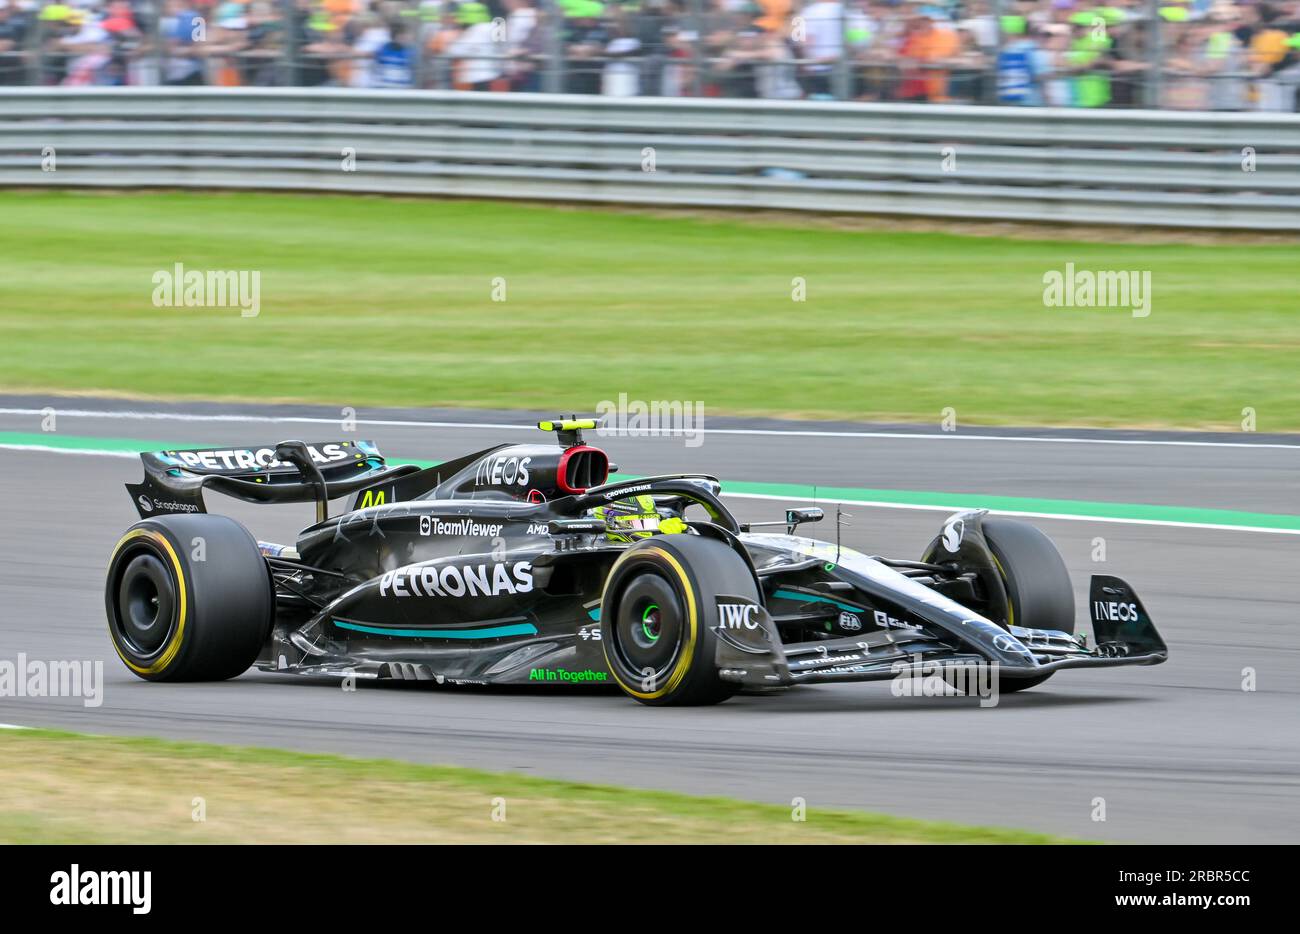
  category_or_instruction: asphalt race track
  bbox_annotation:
[1,397,1297,843]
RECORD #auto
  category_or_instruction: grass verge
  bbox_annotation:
[1,190,1297,429]
[0,728,1082,844]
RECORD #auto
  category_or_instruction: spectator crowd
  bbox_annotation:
[2,0,1300,109]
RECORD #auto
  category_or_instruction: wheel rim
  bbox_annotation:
[639,604,661,644]
[611,571,684,685]
[114,551,178,659]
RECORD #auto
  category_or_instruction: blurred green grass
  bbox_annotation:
[0,729,1082,843]
[1,190,1295,429]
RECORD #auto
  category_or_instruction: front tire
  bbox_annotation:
[982,518,1075,692]
[600,534,758,706]
[981,517,1075,636]
[105,514,272,681]
[925,517,1074,694]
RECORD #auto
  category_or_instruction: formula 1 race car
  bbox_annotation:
[105,419,1168,705]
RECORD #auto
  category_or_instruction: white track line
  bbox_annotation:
[0,407,1295,449]
[0,442,137,458]
[0,724,31,730]
[2,439,1296,537]
[720,491,1300,537]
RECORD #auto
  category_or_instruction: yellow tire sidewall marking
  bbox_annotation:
[601,546,698,701]
[108,528,188,676]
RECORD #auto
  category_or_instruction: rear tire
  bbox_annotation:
[981,518,1075,693]
[105,514,272,681]
[600,534,757,706]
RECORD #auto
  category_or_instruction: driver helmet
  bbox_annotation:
[593,494,660,542]
[593,494,688,542]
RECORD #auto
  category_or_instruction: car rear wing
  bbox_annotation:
[125,439,420,520]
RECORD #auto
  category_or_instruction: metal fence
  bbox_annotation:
[4,0,1297,113]
[3,86,1300,228]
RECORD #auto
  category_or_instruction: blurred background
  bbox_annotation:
[2,0,1300,110]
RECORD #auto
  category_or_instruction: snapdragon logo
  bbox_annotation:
[1042,262,1151,318]
[152,262,261,318]
[596,394,704,448]
[0,655,103,708]
[50,865,151,914]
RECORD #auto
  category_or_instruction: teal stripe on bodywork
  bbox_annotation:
[771,588,866,614]
[333,619,537,639]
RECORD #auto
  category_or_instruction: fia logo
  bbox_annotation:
[838,611,862,631]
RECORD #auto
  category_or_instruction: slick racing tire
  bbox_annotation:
[981,518,1075,693]
[105,514,272,681]
[600,534,757,706]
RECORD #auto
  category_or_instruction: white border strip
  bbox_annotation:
[1,407,1296,450]
[720,491,1300,537]
[3,438,1296,537]
[0,442,137,458]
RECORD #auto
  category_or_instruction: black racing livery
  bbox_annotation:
[105,419,1168,705]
